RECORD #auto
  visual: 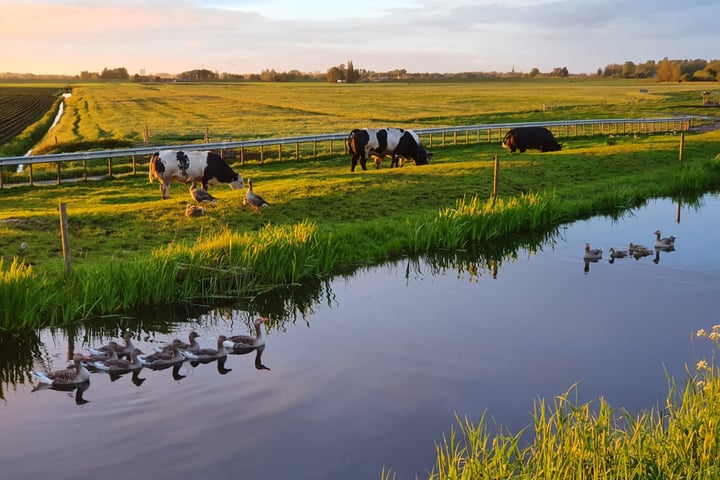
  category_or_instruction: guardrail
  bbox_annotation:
[0,117,692,188]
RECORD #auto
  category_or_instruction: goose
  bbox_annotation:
[185,205,205,217]
[91,348,144,373]
[80,343,119,364]
[243,179,269,212]
[189,183,218,206]
[629,242,653,259]
[653,230,676,249]
[608,247,629,258]
[140,339,185,367]
[32,353,91,385]
[88,331,135,359]
[223,317,268,349]
[183,336,229,362]
[583,243,602,261]
[155,331,202,354]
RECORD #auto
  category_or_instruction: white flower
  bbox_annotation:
[20,242,27,249]
[697,329,707,338]
[696,360,709,371]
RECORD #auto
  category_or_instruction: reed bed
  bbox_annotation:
[379,326,720,480]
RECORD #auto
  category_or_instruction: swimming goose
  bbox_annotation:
[609,247,629,258]
[243,179,269,212]
[183,336,228,362]
[223,317,268,349]
[81,343,119,364]
[653,230,676,249]
[89,330,135,359]
[91,348,144,373]
[629,242,653,259]
[189,183,218,206]
[140,339,185,367]
[32,353,91,385]
[583,243,603,261]
[155,331,202,354]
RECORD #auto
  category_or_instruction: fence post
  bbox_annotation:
[492,155,500,204]
[56,163,61,185]
[295,142,300,160]
[29,164,34,186]
[679,132,685,163]
[260,145,264,163]
[107,158,113,177]
[0,166,3,189]
[59,202,72,275]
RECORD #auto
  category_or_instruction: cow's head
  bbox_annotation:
[229,173,244,190]
[415,149,432,165]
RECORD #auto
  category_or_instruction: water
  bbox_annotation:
[1,194,719,480]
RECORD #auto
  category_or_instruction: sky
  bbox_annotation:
[1,0,718,76]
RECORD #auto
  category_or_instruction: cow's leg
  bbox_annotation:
[351,154,359,172]
[390,155,398,168]
[161,183,170,199]
[360,154,367,171]
[374,156,382,169]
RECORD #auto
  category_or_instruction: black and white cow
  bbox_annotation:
[148,150,244,199]
[348,128,432,172]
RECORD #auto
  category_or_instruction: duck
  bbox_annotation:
[189,183,218,205]
[91,348,144,373]
[653,230,676,249]
[583,243,603,261]
[32,353,91,385]
[223,317,268,349]
[155,331,202,354]
[88,330,135,359]
[185,204,205,217]
[243,179,269,212]
[183,336,229,362]
[140,339,185,367]
[80,342,119,364]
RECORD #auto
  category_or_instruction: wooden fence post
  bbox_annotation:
[492,155,500,203]
[59,202,72,274]
[679,132,685,163]
[56,163,61,185]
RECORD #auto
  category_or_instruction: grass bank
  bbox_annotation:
[1,127,720,331]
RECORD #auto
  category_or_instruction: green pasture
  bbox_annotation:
[18,79,718,154]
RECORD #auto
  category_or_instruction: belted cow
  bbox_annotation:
[348,128,432,172]
[148,150,244,199]
[502,126,561,153]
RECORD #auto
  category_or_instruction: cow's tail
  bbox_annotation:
[148,152,159,183]
[348,129,359,154]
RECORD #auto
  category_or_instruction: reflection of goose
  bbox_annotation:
[254,345,271,371]
[140,340,185,367]
[223,317,268,349]
[32,353,91,385]
[583,243,602,261]
[31,378,91,405]
[184,336,228,362]
[653,230,676,249]
[90,331,135,359]
[91,348,144,373]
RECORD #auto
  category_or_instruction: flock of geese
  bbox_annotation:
[583,230,677,269]
[31,318,270,391]
[185,179,270,217]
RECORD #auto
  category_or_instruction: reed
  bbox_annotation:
[0,258,49,330]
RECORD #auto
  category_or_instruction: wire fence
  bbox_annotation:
[0,116,692,188]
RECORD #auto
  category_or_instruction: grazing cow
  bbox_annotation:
[502,126,561,153]
[348,128,432,172]
[148,150,243,199]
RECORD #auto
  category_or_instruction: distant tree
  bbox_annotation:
[551,66,569,77]
[178,69,217,81]
[529,67,540,77]
[657,57,681,82]
[327,66,344,83]
[260,69,277,82]
[99,67,129,80]
[621,61,636,78]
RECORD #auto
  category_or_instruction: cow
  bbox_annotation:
[502,126,561,153]
[148,150,244,199]
[348,128,432,172]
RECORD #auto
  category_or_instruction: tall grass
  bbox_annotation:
[400,326,720,480]
[0,258,50,330]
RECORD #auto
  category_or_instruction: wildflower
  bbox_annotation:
[697,329,707,338]
[696,359,709,371]
[713,324,720,333]
[697,380,705,388]
[710,332,719,341]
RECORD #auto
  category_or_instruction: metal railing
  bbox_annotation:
[0,117,693,188]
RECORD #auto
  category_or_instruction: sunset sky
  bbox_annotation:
[1,0,717,76]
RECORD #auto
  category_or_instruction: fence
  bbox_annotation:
[0,117,692,188]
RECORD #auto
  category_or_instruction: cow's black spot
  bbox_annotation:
[176,151,190,176]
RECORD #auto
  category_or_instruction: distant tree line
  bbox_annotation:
[4,57,717,83]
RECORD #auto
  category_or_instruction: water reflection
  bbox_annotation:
[31,378,91,405]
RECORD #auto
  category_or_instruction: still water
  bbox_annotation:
[1,195,719,480]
